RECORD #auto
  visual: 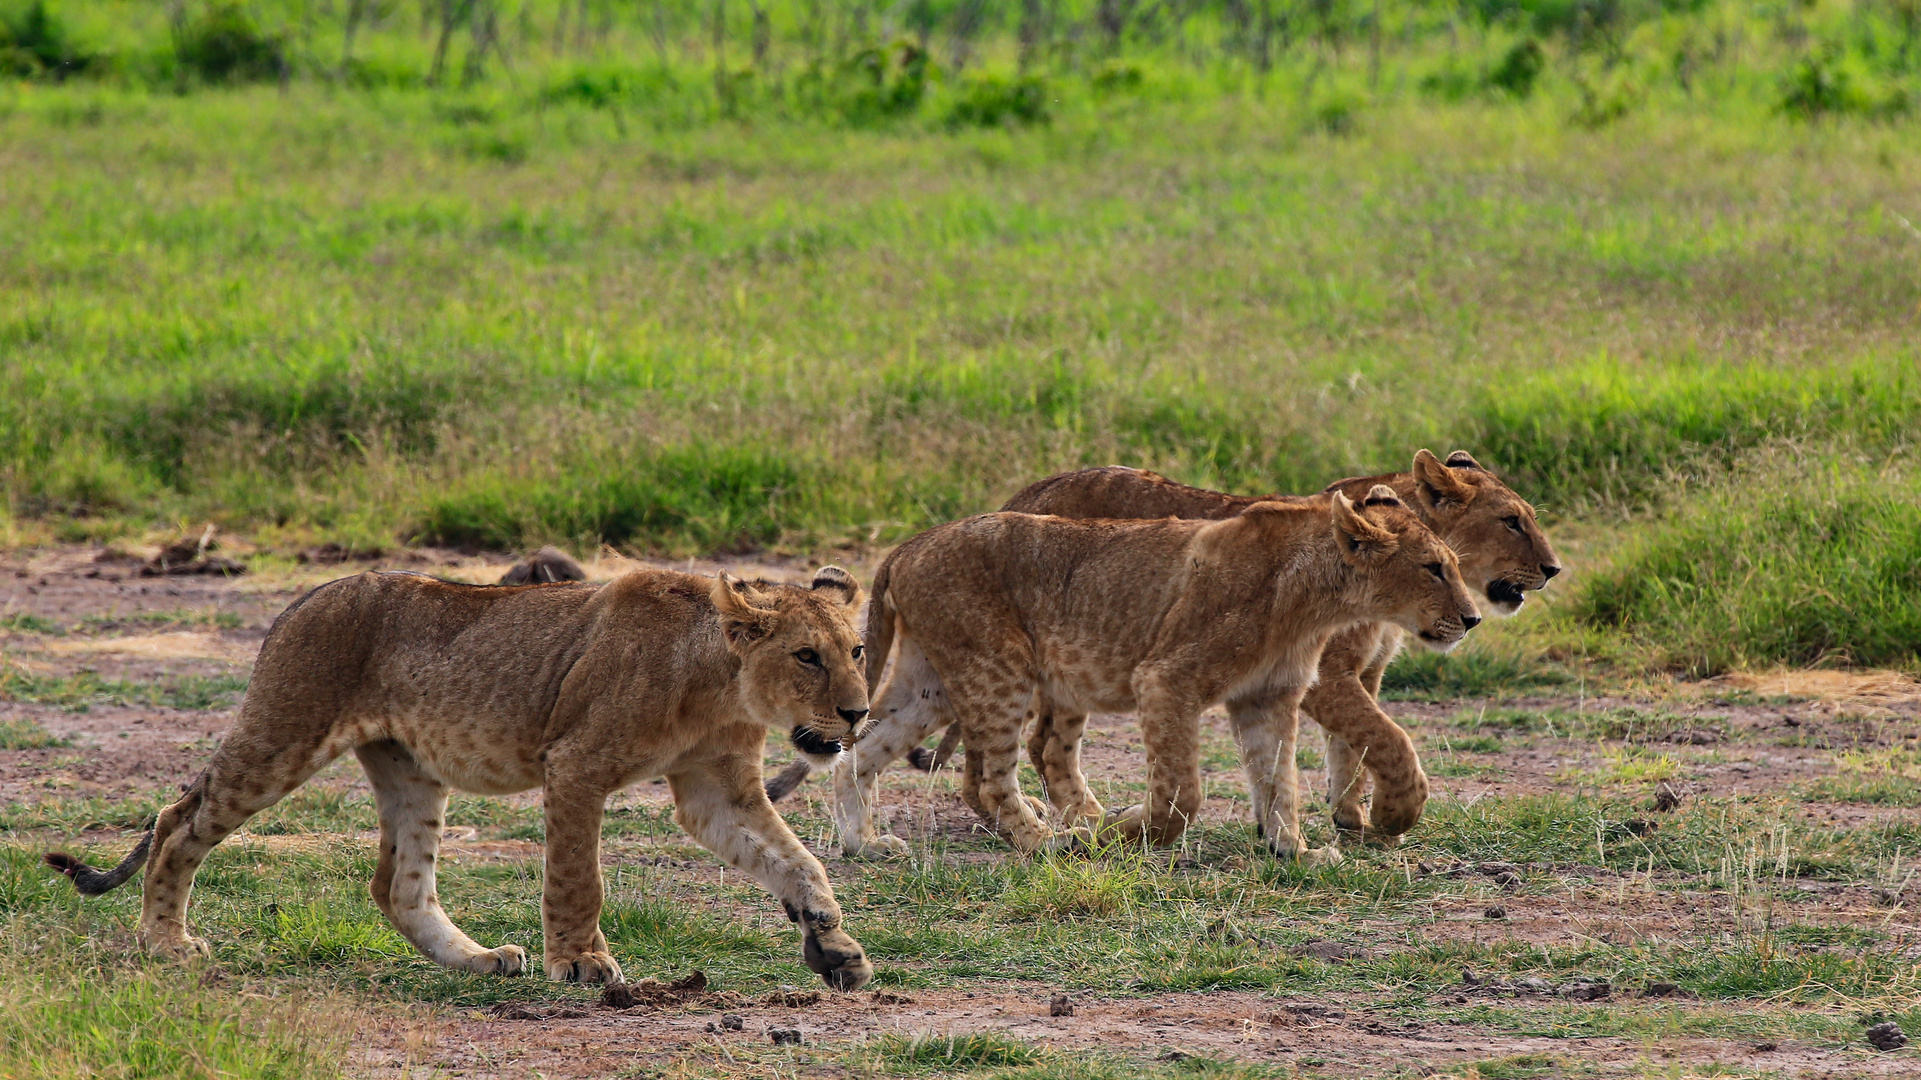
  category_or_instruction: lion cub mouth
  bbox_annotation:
[1484,579,1529,610]
[789,726,843,758]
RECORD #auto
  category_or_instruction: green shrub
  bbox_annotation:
[1574,453,1921,673]
[173,1,286,85]
[418,444,810,553]
[945,73,1049,129]
[1488,38,1546,97]
[0,0,93,79]
[797,40,933,126]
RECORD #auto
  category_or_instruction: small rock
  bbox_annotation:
[1049,993,1074,1017]
[1294,939,1366,962]
[1460,969,1483,986]
[1867,1021,1907,1052]
[1753,1042,1777,1053]
[1492,871,1523,891]
[1558,980,1611,1001]
[769,1028,804,1046]
[1484,906,1507,920]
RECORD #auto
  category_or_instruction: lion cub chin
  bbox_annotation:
[834,483,1480,861]
[46,565,875,992]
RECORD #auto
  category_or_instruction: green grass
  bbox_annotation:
[0,716,69,750]
[0,669,249,711]
[0,920,346,1080]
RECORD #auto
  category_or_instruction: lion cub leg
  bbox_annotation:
[831,641,954,858]
[1027,711,1104,828]
[1300,675,1428,840]
[1321,730,1371,837]
[957,694,1054,855]
[138,735,342,961]
[537,779,622,984]
[672,756,872,991]
[1229,691,1340,865]
[356,741,526,976]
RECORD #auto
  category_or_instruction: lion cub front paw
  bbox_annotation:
[844,833,911,859]
[802,927,873,992]
[482,944,527,976]
[546,950,624,984]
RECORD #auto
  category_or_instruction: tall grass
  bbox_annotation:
[1574,448,1921,673]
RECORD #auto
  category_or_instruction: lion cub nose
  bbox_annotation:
[1462,615,1483,631]
[837,707,869,724]
[1542,563,1562,580]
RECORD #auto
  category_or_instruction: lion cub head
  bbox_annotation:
[712,568,871,766]
[1409,449,1563,617]
[1332,485,1482,653]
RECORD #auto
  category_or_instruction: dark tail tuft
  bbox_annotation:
[764,759,813,803]
[905,747,938,772]
[45,830,153,896]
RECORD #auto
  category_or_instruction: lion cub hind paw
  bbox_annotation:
[483,944,528,976]
[546,950,624,984]
[147,934,213,963]
[1272,844,1343,867]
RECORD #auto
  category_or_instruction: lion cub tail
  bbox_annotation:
[862,561,897,694]
[45,830,153,896]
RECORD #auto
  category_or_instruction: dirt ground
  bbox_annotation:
[5,545,1920,1079]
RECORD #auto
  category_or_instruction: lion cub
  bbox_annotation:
[836,485,1481,860]
[47,567,876,991]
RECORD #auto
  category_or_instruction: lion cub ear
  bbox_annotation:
[810,566,862,608]
[711,573,778,647]
[1444,450,1485,471]
[1331,491,1399,561]
[1412,448,1476,510]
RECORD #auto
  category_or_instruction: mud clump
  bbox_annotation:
[599,971,730,1010]
[769,1028,804,1046]
[1050,993,1075,1017]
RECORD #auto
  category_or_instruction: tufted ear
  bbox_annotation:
[711,572,778,647]
[810,565,862,608]
[1444,450,1485,471]
[1412,448,1476,510]
[1331,491,1399,561]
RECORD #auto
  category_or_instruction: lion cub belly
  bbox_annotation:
[385,716,545,796]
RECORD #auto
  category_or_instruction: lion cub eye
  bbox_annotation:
[1504,515,1524,533]
[794,648,822,667]
[1424,562,1446,580]
[851,644,864,661]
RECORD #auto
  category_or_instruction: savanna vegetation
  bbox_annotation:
[2,0,1918,676]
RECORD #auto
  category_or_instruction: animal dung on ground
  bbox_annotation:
[1049,993,1074,1016]
[1866,1021,1907,1051]
[1650,783,1684,812]
[1483,905,1507,920]
[769,1028,804,1046]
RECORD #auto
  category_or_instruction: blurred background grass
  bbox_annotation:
[1,0,1918,675]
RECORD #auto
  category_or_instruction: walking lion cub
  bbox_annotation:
[47,567,876,991]
[834,482,1481,860]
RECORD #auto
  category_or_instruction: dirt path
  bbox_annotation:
[7,544,1921,1078]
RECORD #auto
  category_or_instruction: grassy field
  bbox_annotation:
[5,0,1921,675]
